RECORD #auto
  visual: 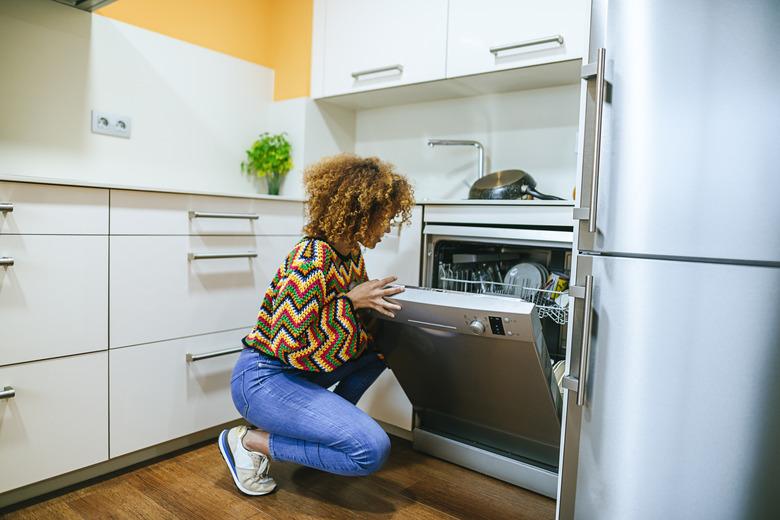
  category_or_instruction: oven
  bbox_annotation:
[373,223,573,498]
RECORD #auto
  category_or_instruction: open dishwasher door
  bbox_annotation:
[373,286,561,497]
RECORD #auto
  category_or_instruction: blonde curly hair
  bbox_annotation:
[303,154,415,247]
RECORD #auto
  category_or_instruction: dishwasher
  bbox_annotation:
[373,223,572,498]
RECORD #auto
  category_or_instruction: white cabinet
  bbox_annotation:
[357,369,412,431]
[0,182,108,235]
[109,330,244,457]
[110,190,304,236]
[358,206,421,431]
[0,235,108,366]
[110,235,298,348]
[0,352,108,493]
[446,0,587,78]
[315,0,448,97]
[362,206,423,286]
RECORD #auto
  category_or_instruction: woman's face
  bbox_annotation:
[361,214,394,249]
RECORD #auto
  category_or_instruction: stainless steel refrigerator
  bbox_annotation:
[557,1,780,519]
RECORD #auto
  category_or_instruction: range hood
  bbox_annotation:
[52,0,119,11]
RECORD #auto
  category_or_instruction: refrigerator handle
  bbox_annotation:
[574,48,607,233]
[562,275,594,406]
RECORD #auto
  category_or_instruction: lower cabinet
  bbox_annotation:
[362,205,423,285]
[358,368,413,431]
[0,234,108,366]
[109,330,246,458]
[358,206,421,431]
[0,352,108,493]
[110,235,299,348]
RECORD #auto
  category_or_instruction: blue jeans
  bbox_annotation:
[230,347,391,476]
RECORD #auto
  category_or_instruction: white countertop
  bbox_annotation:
[420,198,574,206]
[0,174,576,207]
[0,174,307,203]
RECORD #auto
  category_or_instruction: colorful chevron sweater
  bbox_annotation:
[242,237,371,372]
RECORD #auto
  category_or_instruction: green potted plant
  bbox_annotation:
[241,132,293,195]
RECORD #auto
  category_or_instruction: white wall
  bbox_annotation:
[354,85,581,201]
[0,0,278,196]
[266,98,356,199]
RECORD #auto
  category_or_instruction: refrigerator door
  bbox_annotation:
[576,0,780,263]
[560,255,780,520]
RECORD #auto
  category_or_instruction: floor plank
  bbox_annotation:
[2,436,555,519]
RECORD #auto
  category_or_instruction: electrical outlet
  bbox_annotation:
[91,110,131,139]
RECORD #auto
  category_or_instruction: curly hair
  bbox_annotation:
[303,154,415,247]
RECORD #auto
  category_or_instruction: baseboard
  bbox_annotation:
[376,419,413,441]
[0,419,243,511]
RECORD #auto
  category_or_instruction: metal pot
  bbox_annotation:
[467,170,563,200]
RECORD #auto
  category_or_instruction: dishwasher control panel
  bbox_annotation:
[488,316,506,335]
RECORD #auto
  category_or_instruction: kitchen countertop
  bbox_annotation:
[420,198,574,206]
[0,174,307,203]
[1,174,576,207]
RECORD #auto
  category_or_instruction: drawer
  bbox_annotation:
[110,190,304,236]
[110,235,300,347]
[109,330,245,457]
[0,182,108,235]
[0,235,108,366]
[0,352,108,493]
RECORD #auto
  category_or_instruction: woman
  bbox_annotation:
[219,154,415,496]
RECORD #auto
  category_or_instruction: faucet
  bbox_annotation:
[427,139,486,182]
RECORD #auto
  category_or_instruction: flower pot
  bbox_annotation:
[266,172,283,196]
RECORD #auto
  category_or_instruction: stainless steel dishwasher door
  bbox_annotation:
[374,287,561,468]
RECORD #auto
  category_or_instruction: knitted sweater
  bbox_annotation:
[243,237,371,372]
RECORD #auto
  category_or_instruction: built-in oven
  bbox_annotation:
[374,223,572,498]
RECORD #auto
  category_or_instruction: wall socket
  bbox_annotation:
[91,110,132,139]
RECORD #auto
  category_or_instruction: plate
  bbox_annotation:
[503,262,543,296]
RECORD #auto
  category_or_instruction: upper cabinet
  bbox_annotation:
[446,0,587,78]
[311,0,589,103]
[314,0,448,98]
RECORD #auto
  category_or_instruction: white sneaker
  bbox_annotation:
[218,426,277,496]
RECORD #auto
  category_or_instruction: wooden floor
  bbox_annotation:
[2,436,555,519]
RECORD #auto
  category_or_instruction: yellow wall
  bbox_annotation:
[97,0,311,101]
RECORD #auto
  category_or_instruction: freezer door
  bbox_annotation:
[560,256,780,520]
[576,0,780,262]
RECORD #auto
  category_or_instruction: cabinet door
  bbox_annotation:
[0,235,108,366]
[109,330,244,457]
[319,0,447,97]
[0,182,108,235]
[362,206,422,286]
[0,352,108,493]
[357,369,412,431]
[446,0,587,78]
[110,190,304,236]
[110,235,298,347]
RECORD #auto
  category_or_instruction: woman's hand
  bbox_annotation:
[346,276,405,318]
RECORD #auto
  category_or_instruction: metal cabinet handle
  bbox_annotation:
[189,211,259,220]
[351,64,403,80]
[489,35,564,55]
[562,275,594,406]
[574,48,607,232]
[186,347,243,363]
[0,203,13,213]
[0,386,15,399]
[188,252,258,261]
[0,257,14,267]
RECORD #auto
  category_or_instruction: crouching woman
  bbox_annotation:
[219,154,415,495]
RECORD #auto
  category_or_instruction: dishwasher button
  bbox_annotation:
[488,316,506,335]
[469,320,486,335]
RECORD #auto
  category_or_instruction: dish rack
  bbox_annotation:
[438,277,570,325]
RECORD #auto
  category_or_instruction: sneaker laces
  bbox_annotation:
[248,451,271,482]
